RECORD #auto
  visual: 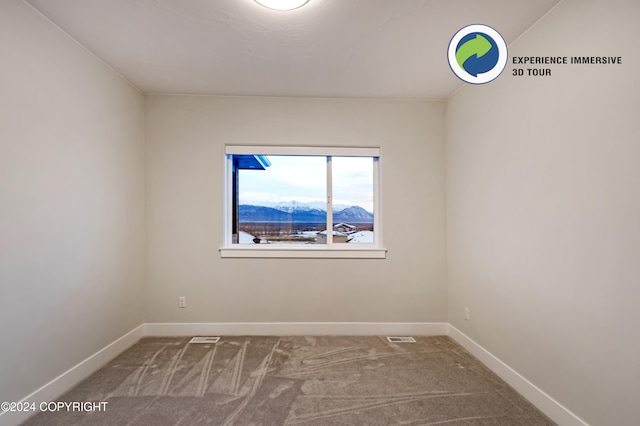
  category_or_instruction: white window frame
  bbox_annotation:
[220,145,386,259]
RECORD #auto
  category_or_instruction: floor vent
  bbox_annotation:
[387,336,416,343]
[189,337,220,344]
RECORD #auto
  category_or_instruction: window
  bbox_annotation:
[221,146,385,258]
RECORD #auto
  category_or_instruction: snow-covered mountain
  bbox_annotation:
[261,200,351,213]
[239,201,373,223]
[333,206,373,222]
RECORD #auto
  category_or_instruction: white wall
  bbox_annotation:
[446,0,640,424]
[145,95,446,324]
[0,0,145,406]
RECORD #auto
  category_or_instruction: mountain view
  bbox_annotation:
[239,201,373,223]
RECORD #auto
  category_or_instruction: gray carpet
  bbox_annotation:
[23,336,555,425]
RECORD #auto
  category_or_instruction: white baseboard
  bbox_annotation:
[448,325,587,426]
[0,324,144,426]
[144,322,449,336]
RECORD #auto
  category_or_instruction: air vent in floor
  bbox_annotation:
[189,337,220,344]
[387,336,416,343]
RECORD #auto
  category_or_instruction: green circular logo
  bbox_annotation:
[448,25,508,84]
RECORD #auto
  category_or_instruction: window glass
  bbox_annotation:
[237,155,327,244]
[226,147,380,250]
[331,157,374,244]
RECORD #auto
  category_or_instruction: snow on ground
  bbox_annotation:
[347,231,374,243]
[239,229,373,244]
[298,231,320,238]
[238,231,268,244]
[317,230,348,236]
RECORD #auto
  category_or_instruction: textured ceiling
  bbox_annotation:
[25,0,561,99]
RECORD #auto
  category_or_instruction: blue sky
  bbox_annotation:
[239,155,374,212]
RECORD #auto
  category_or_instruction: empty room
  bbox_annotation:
[1,0,638,425]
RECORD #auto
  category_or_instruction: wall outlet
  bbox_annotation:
[178,297,186,308]
[464,307,470,320]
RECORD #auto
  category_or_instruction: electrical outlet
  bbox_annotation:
[179,297,186,308]
[464,307,470,320]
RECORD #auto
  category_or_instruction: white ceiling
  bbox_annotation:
[25,0,561,99]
